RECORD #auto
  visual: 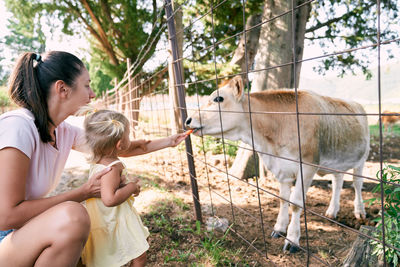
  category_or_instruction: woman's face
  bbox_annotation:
[68,67,96,113]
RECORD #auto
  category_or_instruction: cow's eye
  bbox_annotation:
[213,96,224,103]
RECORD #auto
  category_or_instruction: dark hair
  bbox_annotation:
[8,51,85,143]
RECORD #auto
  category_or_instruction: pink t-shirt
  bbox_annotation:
[0,109,87,200]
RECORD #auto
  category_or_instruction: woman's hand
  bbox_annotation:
[83,167,112,198]
[169,133,188,147]
[130,177,141,197]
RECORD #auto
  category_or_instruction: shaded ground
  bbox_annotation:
[109,148,389,266]
[368,133,400,163]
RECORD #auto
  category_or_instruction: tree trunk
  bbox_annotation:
[168,1,184,134]
[252,0,310,91]
[343,225,382,267]
[230,14,262,80]
[229,0,312,180]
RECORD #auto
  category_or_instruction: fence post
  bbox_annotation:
[103,90,108,108]
[127,59,135,134]
[165,0,202,223]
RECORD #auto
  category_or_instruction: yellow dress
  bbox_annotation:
[81,160,149,267]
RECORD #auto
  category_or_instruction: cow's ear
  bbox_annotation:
[230,75,244,102]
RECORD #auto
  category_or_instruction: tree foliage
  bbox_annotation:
[4,0,47,56]
[182,1,263,95]
[3,0,399,96]
[307,0,399,79]
[4,0,166,96]
[0,47,8,86]
[183,0,399,96]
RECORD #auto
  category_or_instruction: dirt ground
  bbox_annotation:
[132,134,399,266]
[58,133,400,267]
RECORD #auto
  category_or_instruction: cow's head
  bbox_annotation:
[185,75,247,140]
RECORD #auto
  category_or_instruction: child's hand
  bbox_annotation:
[169,132,188,147]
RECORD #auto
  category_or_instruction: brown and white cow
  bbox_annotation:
[185,76,370,252]
[382,111,399,132]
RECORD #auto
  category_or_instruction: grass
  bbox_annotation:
[369,124,400,137]
[139,177,260,266]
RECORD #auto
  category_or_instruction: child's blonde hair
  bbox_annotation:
[80,107,129,163]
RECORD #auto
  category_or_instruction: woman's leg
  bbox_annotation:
[0,201,90,267]
[130,252,147,267]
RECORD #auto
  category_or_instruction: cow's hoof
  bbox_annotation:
[271,230,285,238]
[283,242,300,253]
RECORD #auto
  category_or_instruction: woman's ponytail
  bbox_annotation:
[8,52,53,142]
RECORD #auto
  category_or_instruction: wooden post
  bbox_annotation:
[165,0,202,223]
[105,90,109,108]
[127,59,140,137]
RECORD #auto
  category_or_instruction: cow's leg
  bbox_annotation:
[271,181,291,238]
[325,173,344,218]
[353,164,366,219]
[284,167,315,253]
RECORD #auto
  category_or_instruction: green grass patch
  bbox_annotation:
[192,135,239,157]
[369,124,400,137]
[142,183,258,266]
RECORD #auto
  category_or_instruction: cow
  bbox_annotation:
[382,111,399,132]
[185,75,370,253]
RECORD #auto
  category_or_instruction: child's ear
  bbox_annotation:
[116,140,123,151]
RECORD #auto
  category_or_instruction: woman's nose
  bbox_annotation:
[89,88,96,99]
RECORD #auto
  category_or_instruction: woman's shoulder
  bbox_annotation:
[0,108,35,124]
[0,109,37,134]
[0,109,38,156]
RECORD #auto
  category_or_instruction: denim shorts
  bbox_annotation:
[0,229,13,243]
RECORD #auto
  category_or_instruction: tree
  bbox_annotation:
[182,0,263,96]
[184,0,398,94]
[1,0,46,86]
[185,0,399,179]
[4,1,46,57]
[0,45,9,86]
[4,0,166,96]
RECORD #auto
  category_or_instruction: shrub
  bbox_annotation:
[0,90,9,108]
[195,136,238,157]
[365,165,400,266]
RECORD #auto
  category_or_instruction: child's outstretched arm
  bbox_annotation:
[119,133,188,157]
[100,164,140,207]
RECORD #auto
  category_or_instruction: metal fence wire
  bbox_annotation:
[98,0,400,266]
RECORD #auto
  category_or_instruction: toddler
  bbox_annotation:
[80,108,186,267]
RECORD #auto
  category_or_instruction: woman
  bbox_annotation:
[0,51,187,266]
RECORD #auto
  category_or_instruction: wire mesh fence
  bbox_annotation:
[98,0,400,266]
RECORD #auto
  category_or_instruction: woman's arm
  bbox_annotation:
[0,148,109,230]
[119,133,188,157]
[100,164,139,207]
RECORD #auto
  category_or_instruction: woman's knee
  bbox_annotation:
[52,201,90,240]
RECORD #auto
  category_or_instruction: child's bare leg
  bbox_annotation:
[130,252,147,267]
